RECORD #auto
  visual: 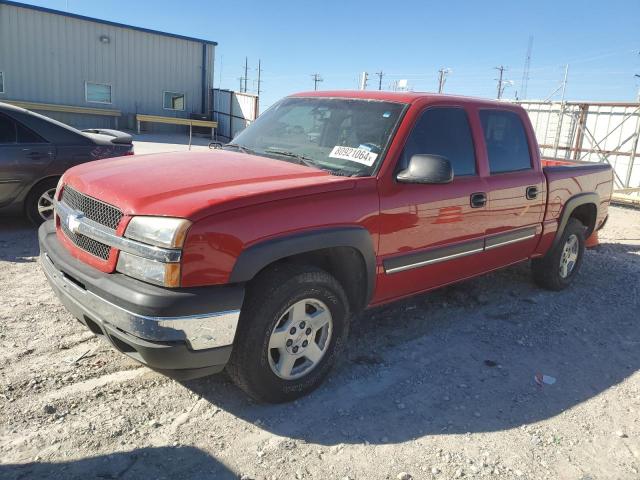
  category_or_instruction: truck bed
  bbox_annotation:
[541,157,613,228]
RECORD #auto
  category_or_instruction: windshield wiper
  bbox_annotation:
[264,148,318,169]
[223,143,256,154]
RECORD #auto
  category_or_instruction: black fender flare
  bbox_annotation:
[551,192,599,249]
[229,227,377,305]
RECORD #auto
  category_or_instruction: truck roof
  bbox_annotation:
[290,90,514,108]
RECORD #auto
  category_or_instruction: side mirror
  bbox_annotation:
[396,154,454,184]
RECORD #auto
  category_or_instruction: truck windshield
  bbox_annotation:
[229,97,406,176]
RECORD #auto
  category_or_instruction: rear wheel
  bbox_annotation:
[532,217,586,290]
[226,264,350,403]
[25,178,59,226]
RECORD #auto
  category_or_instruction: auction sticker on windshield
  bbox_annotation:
[329,146,378,167]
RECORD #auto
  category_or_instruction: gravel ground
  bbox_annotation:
[1,206,639,480]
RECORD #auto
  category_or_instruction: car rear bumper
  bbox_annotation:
[38,220,244,379]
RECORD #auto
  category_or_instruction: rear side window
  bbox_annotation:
[400,107,476,176]
[16,122,46,143]
[480,110,532,173]
[0,114,17,143]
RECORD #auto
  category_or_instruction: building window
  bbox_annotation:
[86,82,112,104]
[0,72,4,93]
[163,92,185,111]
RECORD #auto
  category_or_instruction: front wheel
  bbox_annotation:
[532,217,586,291]
[25,178,59,226]
[226,264,350,403]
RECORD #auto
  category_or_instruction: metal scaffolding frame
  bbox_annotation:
[517,100,640,196]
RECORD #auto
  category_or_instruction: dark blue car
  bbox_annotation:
[0,102,133,224]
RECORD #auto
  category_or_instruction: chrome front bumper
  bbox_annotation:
[40,252,240,350]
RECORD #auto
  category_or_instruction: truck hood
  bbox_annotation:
[63,150,355,220]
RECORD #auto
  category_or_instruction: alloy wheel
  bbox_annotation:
[267,298,333,380]
[37,188,57,221]
[559,233,579,278]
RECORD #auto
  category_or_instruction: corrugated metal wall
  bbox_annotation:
[0,2,214,130]
[212,89,258,141]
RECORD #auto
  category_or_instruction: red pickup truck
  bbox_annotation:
[39,91,613,402]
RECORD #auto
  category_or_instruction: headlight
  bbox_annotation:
[117,216,191,287]
[124,216,191,248]
[116,251,181,287]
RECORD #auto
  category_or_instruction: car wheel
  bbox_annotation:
[226,264,350,403]
[25,178,59,226]
[532,217,586,291]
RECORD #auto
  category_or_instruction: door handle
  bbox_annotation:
[526,186,538,200]
[470,192,487,208]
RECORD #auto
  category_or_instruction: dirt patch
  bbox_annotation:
[1,207,639,479]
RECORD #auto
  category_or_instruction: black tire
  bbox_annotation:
[25,178,59,226]
[532,217,586,291]
[226,264,350,403]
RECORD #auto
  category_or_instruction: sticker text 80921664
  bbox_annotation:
[328,146,378,167]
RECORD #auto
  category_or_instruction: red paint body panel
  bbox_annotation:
[55,91,614,307]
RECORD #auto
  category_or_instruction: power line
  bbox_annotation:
[311,73,323,91]
[437,68,451,93]
[375,71,384,90]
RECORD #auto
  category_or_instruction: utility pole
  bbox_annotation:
[359,71,369,90]
[634,74,640,102]
[256,59,263,96]
[520,36,533,100]
[495,65,507,99]
[243,57,249,93]
[311,73,323,91]
[375,71,384,90]
[437,68,451,93]
[560,64,569,103]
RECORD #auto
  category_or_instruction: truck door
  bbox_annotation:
[0,113,55,207]
[376,105,491,302]
[479,108,545,269]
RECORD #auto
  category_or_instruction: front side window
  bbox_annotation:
[86,82,112,104]
[399,107,477,176]
[230,97,406,176]
[0,72,4,93]
[480,110,532,173]
[164,92,185,110]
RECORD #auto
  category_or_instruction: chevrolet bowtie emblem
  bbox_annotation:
[67,212,84,234]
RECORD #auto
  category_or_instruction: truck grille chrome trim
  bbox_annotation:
[55,199,182,263]
[41,252,239,350]
[60,220,111,260]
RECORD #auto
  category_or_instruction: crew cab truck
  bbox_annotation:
[39,91,613,402]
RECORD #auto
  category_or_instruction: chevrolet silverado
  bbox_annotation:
[39,91,613,402]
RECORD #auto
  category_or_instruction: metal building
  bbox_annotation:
[0,0,216,130]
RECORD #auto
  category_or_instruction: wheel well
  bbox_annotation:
[250,247,368,314]
[24,175,60,200]
[569,203,597,236]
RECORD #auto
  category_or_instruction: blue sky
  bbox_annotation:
[21,0,640,110]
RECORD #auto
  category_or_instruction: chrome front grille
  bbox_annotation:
[61,186,123,230]
[59,186,124,261]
